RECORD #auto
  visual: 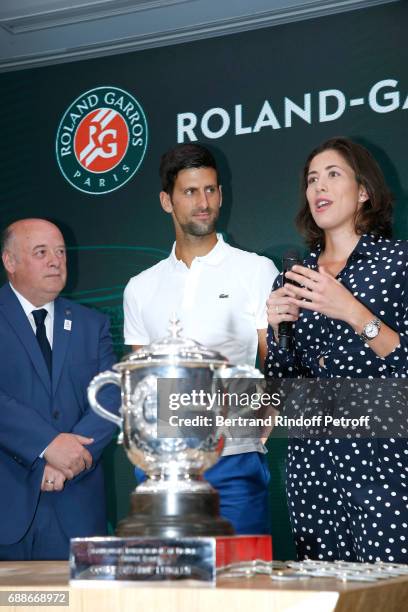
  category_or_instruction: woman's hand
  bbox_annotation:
[284,264,364,324]
[284,264,401,358]
[267,286,300,340]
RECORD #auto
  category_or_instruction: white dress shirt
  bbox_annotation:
[9,283,54,347]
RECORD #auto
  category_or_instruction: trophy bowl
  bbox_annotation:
[88,318,262,538]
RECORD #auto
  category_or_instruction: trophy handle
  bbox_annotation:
[88,370,123,428]
[215,364,263,379]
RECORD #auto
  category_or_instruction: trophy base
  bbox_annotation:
[116,488,234,538]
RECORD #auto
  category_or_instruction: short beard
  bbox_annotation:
[180,218,217,236]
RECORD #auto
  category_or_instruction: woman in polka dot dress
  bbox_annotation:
[266,137,408,563]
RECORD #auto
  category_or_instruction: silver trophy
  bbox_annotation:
[88,318,262,538]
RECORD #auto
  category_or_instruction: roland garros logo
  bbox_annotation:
[56,86,148,195]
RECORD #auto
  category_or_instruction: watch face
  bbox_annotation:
[364,322,379,338]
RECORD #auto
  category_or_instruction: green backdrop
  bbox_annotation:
[1,2,407,560]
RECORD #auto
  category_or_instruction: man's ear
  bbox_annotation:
[219,184,222,207]
[160,191,173,214]
[2,250,16,274]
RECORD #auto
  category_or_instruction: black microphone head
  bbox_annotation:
[283,249,299,259]
[282,249,300,271]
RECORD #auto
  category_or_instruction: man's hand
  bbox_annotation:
[41,464,66,492]
[44,433,94,479]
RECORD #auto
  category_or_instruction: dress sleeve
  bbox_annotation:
[383,257,408,377]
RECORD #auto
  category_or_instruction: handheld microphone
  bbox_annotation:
[279,249,301,350]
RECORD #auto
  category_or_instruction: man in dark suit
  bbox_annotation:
[0,218,118,560]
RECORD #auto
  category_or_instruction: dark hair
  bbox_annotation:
[159,143,218,195]
[296,137,393,249]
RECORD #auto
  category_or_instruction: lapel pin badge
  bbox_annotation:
[64,319,72,331]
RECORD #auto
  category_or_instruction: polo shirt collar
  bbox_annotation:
[170,233,229,268]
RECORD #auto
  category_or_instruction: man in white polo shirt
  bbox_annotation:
[124,143,278,534]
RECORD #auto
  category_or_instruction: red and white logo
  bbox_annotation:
[74,108,129,173]
[56,86,148,195]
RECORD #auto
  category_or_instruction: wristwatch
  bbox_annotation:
[361,318,381,342]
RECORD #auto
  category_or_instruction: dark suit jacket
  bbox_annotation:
[0,283,119,546]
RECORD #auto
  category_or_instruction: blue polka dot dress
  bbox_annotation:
[266,235,408,562]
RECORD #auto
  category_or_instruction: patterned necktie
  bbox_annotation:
[32,309,52,376]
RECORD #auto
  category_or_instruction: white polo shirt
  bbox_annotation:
[123,234,278,454]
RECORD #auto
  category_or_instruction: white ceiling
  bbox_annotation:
[0,0,399,72]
